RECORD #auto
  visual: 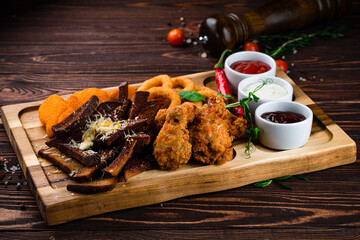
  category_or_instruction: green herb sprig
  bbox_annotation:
[179,91,206,102]
[226,79,271,157]
[254,174,309,190]
[256,25,346,58]
[217,93,235,105]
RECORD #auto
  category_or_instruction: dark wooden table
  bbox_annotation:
[0,0,359,239]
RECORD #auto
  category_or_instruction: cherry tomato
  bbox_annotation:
[167,29,184,46]
[243,42,259,52]
[275,60,288,72]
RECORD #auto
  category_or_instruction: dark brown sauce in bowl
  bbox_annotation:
[261,111,306,124]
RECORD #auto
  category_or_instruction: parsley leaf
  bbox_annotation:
[179,91,206,102]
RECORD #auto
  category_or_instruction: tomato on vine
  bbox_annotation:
[167,29,185,46]
[275,60,288,72]
[243,42,259,52]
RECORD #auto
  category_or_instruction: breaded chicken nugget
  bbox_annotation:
[38,95,67,137]
[65,95,82,110]
[73,88,110,105]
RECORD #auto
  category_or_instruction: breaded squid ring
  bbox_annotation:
[137,75,173,91]
[195,86,218,100]
[147,87,181,108]
[171,77,195,92]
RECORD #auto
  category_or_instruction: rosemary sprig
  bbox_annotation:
[256,25,346,58]
[226,80,270,157]
[253,174,309,190]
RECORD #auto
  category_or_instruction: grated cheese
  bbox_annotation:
[70,114,130,150]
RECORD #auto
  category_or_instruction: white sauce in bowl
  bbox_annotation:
[243,82,288,99]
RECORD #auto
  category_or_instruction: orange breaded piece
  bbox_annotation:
[128,85,136,101]
[73,88,110,106]
[57,106,75,123]
[107,89,119,101]
[45,125,53,138]
[107,85,136,101]
[38,95,67,137]
[65,95,82,110]
[56,95,82,124]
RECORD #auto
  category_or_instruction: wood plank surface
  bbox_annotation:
[0,0,359,238]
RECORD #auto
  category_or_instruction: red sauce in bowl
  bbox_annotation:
[231,61,271,74]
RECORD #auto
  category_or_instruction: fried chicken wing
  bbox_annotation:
[154,95,248,168]
[206,95,248,139]
[153,102,197,170]
[190,97,233,165]
[190,95,248,165]
[153,108,167,132]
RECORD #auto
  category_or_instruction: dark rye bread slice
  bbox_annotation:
[38,147,97,182]
[128,91,149,119]
[38,147,119,182]
[118,82,128,103]
[130,132,151,145]
[93,118,148,147]
[45,137,67,147]
[96,101,123,116]
[102,133,151,177]
[52,95,99,139]
[46,138,100,166]
[136,101,161,130]
[130,132,151,154]
[56,143,100,166]
[66,177,118,194]
[95,100,131,120]
[113,99,131,119]
[98,146,120,169]
[123,153,155,181]
[46,139,100,166]
[103,139,137,177]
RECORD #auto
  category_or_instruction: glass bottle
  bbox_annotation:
[199,0,352,57]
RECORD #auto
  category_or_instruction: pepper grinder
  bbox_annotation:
[199,0,352,57]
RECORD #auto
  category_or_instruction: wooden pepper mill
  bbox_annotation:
[199,0,352,57]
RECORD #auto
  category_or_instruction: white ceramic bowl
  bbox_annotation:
[255,101,313,150]
[224,51,276,94]
[238,76,293,113]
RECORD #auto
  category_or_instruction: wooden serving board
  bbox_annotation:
[1,70,356,226]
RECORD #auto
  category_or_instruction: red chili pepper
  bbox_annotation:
[214,49,232,97]
[233,106,244,116]
[214,49,244,117]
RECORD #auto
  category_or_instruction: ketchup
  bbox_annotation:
[261,111,305,124]
[231,61,270,74]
